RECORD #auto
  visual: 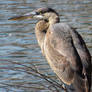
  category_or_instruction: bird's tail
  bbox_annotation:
[73,73,90,92]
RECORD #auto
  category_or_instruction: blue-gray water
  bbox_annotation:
[0,0,92,92]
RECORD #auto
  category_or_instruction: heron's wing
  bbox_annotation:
[70,28,91,90]
[70,28,91,66]
[48,23,83,73]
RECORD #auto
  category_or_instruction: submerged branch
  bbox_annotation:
[0,60,68,92]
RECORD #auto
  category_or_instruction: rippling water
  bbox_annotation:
[0,0,92,92]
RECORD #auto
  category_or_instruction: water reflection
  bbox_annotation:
[0,0,92,92]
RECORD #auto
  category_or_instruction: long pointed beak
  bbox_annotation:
[9,11,44,20]
[8,11,36,20]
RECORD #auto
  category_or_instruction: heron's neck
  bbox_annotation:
[35,15,59,54]
[35,20,48,54]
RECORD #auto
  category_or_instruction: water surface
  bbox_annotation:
[0,0,92,92]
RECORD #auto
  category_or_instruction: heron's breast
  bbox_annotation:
[44,36,74,85]
[44,39,67,71]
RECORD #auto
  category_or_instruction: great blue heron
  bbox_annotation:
[9,7,91,92]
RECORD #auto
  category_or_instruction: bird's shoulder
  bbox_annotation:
[48,23,72,42]
[49,23,72,32]
[49,23,72,36]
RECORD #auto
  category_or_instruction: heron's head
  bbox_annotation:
[9,7,60,24]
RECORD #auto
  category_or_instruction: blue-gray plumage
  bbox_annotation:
[9,7,91,92]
